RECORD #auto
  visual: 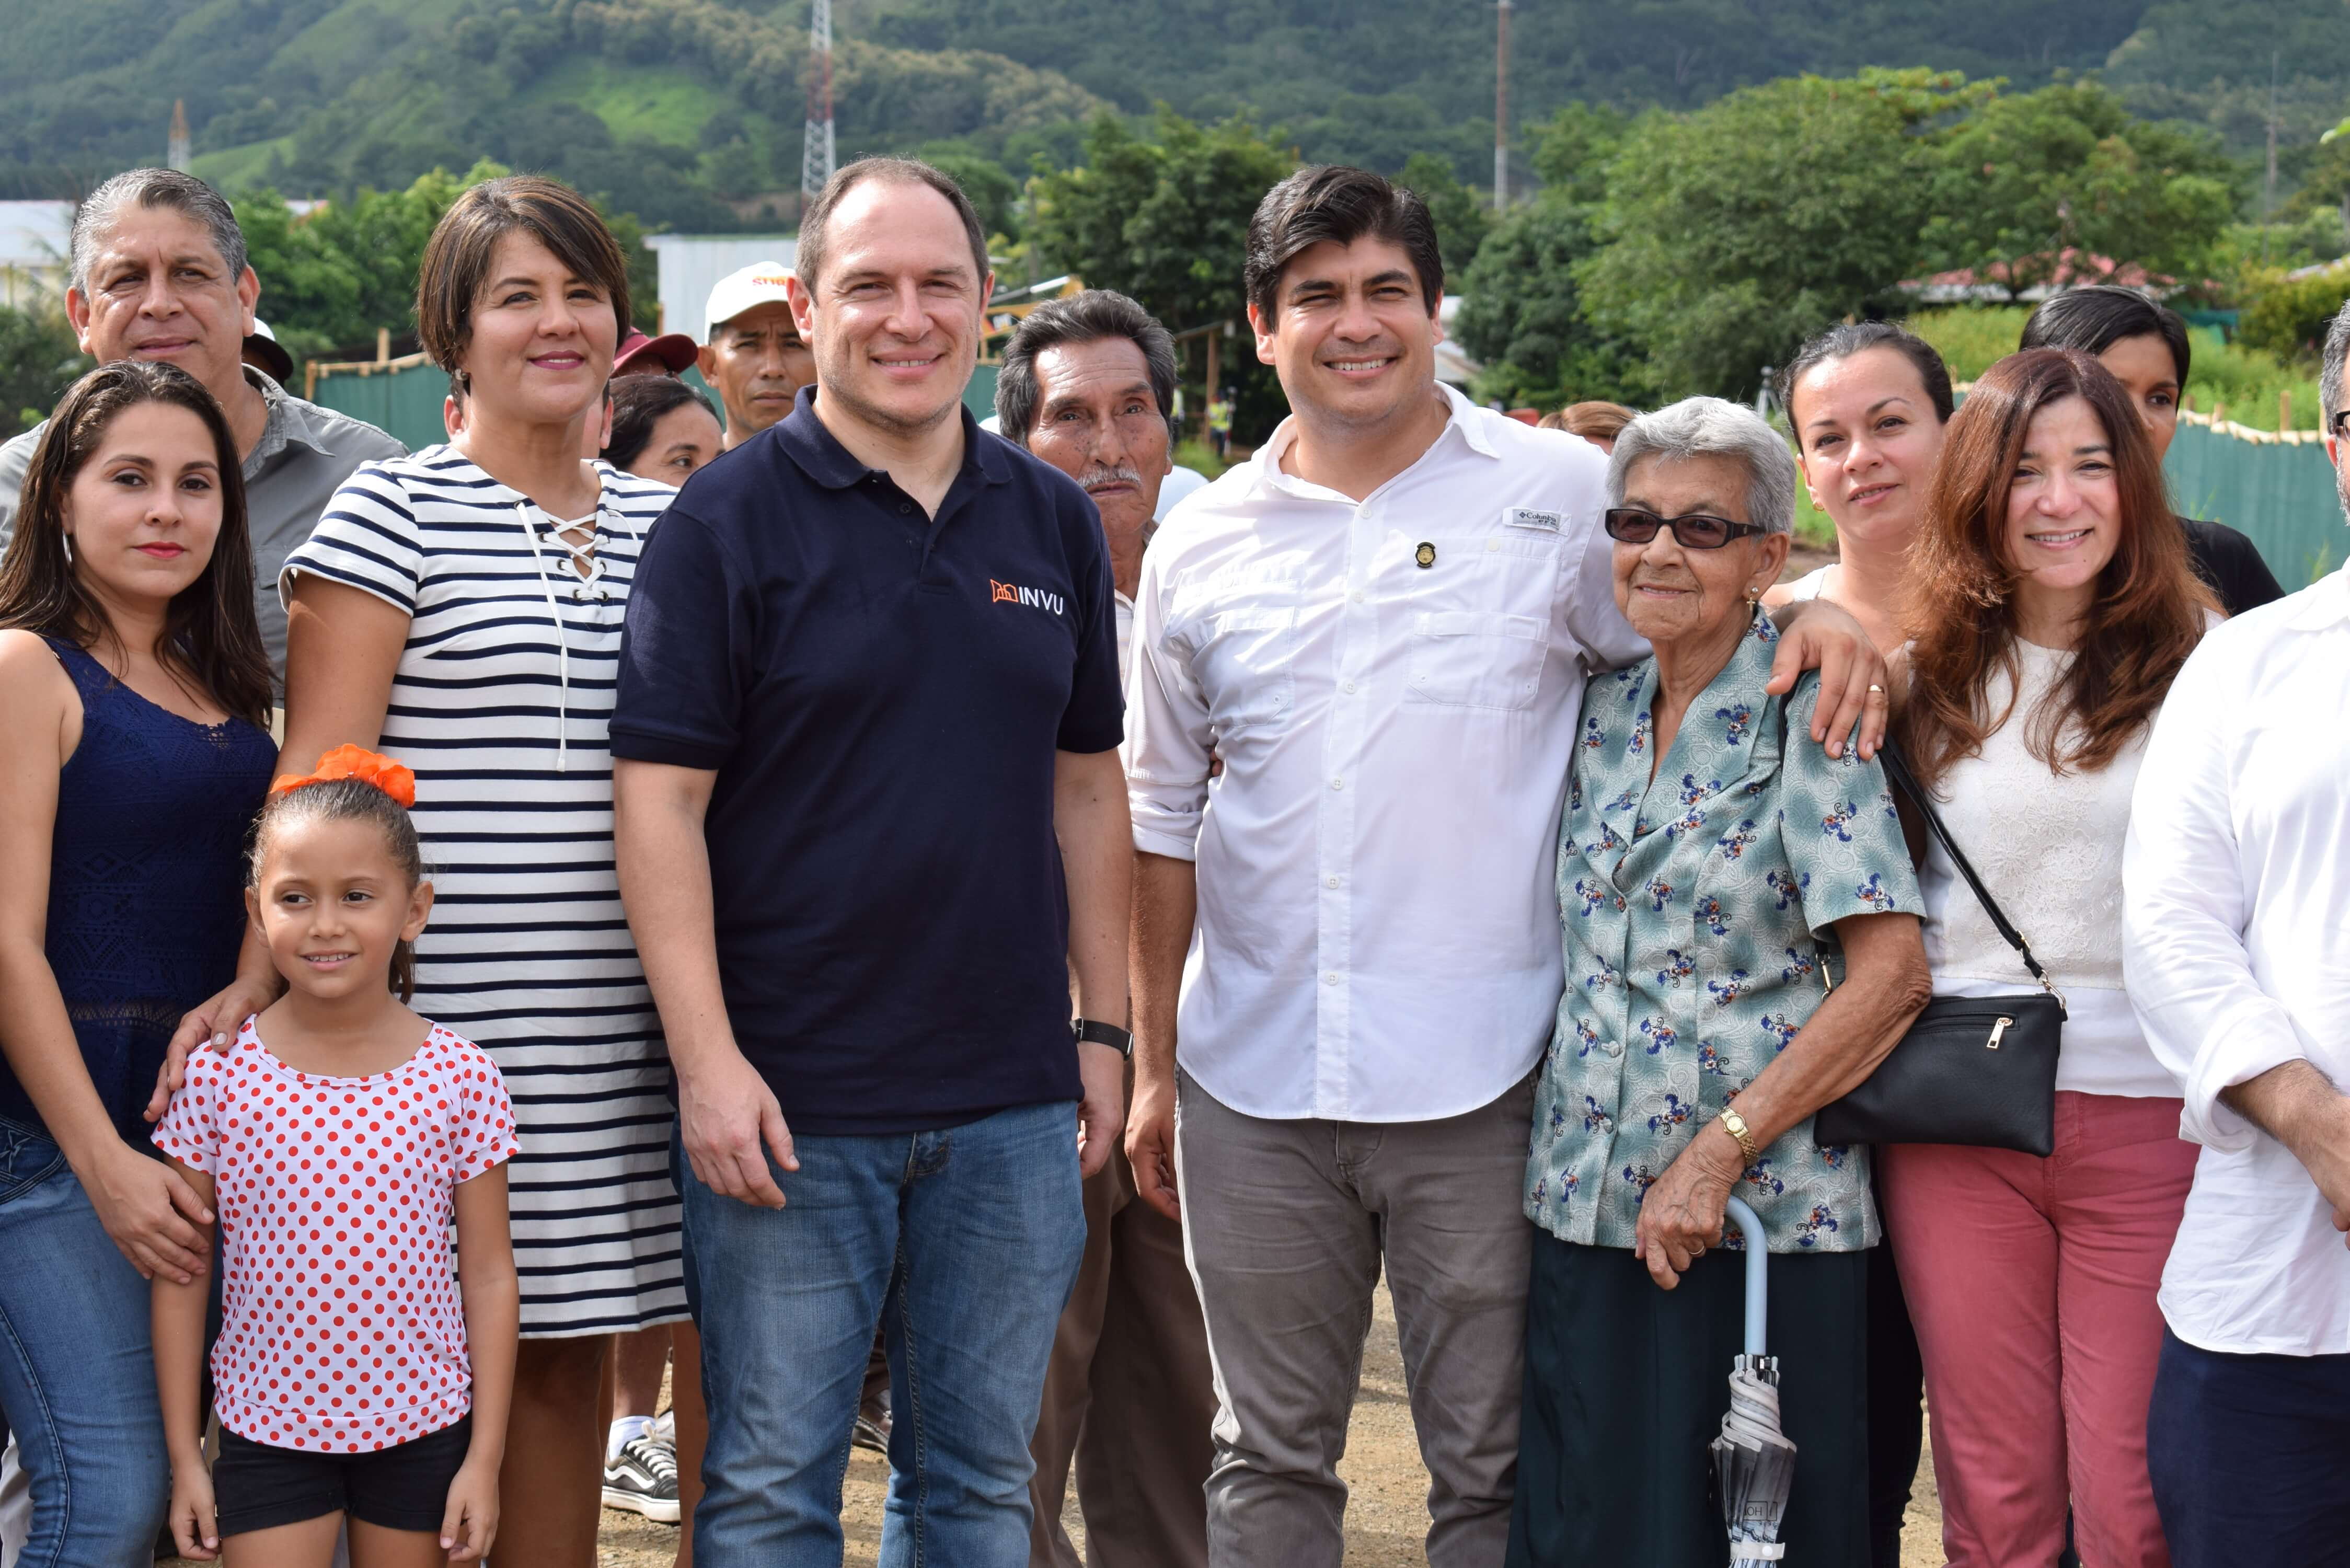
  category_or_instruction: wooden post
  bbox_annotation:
[1203,330,1220,444]
[2280,388,2292,431]
[376,327,390,365]
[305,360,318,401]
[2213,400,2226,428]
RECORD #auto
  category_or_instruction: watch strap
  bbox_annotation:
[1074,1018,1134,1058]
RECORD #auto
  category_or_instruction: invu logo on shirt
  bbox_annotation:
[990,579,1066,615]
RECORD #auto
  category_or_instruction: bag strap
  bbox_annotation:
[1876,737,2060,997]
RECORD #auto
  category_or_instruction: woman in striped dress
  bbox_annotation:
[269,177,677,1564]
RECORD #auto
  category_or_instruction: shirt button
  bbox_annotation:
[1605,1041,1624,1058]
[898,503,912,514]
[1352,590,1367,604]
[1343,679,1357,693]
[1323,972,1340,985]
[1330,777,1344,790]
[1326,876,1341,888]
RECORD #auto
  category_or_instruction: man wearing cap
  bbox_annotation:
[995,288,1215,1568]
[699,260,815,448]
[0,169,404,688]
[616,326,702,378]
[241,318,294,387]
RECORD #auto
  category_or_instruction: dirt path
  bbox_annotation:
[592,1283,1946,1566]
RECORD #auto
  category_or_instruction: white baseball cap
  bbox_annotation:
[704,261,796,340]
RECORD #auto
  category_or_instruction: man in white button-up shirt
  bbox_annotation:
[1122,165,1888,1567]
[2121,301,2350,1568]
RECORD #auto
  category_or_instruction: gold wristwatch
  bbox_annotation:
[1716,1108,1759,1165]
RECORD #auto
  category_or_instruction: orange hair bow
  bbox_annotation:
[269,745,417,809]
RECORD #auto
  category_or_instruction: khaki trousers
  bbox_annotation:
[1027,1137,1216,1568]
[1174,1067,1537,1568]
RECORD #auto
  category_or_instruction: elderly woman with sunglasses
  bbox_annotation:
[1508,398,1933,1568]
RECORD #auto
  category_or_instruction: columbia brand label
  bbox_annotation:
[1505,508,1563,533]
[990,579,1066,615]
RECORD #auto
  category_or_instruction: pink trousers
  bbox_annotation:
[1877,1091,2197,1568]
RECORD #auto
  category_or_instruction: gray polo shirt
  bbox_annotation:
[0,366,406,687]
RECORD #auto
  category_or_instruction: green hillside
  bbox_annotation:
[4,0,2347,226]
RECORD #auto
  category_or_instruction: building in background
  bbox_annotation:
[642,234,798,340]
[0,201,72,311]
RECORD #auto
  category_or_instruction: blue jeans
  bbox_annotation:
[2147,1327,2350,1567]
[0,1120,169,1567]
[679,1100,1085,1568]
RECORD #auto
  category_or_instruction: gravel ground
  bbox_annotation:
[590,1283,1946,1567]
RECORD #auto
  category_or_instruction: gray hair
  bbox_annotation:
[2323,299,2350,434]
[1607,396,1796,535]
[70,169,248,296]
[995,290,1179,446]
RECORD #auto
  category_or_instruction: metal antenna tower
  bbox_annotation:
[801,0,836,204]
[1493,0,1512,210]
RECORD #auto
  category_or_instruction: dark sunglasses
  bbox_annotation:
[1603,507,1770,550]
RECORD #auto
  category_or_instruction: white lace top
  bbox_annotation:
[1920,639,2174,1098]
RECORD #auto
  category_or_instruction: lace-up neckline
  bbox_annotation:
[514,488,643,771]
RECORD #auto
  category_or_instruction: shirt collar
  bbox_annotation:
[776,384,1009,492]
[241,367,336,468]
[2283,560,2350,631]
[1246,381,1494,503]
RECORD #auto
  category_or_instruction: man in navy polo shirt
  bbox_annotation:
[611,156,1134,1566]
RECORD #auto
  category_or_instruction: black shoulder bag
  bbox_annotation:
[1812,740,2064,1157]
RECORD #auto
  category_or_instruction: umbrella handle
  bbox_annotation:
[1723,1194,1767,1357]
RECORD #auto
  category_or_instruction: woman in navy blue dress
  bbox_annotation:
[0,361,274,1564]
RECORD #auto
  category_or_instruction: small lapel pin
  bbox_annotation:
[1414,541,1436,569]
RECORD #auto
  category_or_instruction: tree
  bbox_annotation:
[1580,70,1987,399]
[1027,108,1297,439]
[1453,201,1638,410]
[1922,79,2239,296]
[0,304,89,439]
[921,151,1024,244]
[1398,153,1489,283]
[1452,107,1636,408]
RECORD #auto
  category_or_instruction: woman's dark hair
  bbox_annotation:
[2020,286,2191,386]
[1245,166,1444,326]
[418,176,631,390]
[0,360,270,729]
[1901,347,2214,787]
[250,778,427,1001]
[605,376,717,472]
[1777,322,1955,428]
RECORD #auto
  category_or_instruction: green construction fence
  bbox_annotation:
[2163,414,2345,586]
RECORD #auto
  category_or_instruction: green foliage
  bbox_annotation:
[1453,200,1634,410]
[1397,153,1489,284]
[2238,268,2350,362]
[1921,79,2237,296]
[0,304,90,440]
[1898,305,2035,382]
[1027,108,1296,440]
[920,151,1024,245]
[1580,70,1985,400]
[1528,103,1628,206]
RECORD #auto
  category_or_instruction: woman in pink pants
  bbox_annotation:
[1884,346,2217,1568]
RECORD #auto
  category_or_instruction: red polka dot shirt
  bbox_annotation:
[152,1017,519,1454]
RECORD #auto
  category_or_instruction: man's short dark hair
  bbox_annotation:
[2020,285,2192,387]
[797,157,990,298]
[995,290,1179,447]
[1244,165,1443,328]
[71,168,248,295]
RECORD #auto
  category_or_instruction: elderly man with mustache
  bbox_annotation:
[993,289,1217,1568]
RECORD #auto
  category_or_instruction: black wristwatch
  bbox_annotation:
[1073,1018,1134,1058]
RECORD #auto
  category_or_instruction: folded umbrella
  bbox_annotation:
[1712,1194,1798,1565]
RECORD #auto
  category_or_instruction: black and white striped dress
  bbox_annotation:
[283,446,686,1337]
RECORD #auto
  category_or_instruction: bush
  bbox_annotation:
[2239,267,2350,361]
[0,305,91,441]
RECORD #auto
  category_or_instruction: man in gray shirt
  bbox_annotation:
[0,169,403,684]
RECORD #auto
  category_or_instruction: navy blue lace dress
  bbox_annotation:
[0,638,274,1148]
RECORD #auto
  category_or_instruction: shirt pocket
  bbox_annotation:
[1404,609,1548,711]
[1170,574,1301,737]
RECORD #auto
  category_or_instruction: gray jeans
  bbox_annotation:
[1174,1067,1538,1568]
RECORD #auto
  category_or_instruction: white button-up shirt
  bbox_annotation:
[1125,386,1643,1122]
[2124,566,2350,1357]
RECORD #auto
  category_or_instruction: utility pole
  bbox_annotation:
[1494,0,1512,211]
[801,0,836,209]
[2264,50,2280,264]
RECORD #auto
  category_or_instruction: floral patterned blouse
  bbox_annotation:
[1525,610,1922,1254]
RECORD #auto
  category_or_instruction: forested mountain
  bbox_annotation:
[0,0,2343,224]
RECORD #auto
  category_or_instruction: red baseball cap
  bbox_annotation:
[614,329,700,376]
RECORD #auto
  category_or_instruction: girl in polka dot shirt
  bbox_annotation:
[152,748,519,1565]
